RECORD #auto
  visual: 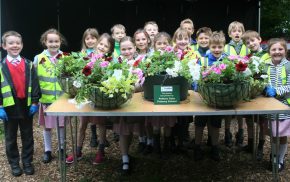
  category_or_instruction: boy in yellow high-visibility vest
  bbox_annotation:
[0,31,41,177]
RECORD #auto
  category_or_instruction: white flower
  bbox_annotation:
[243,68,253,76]
[73,80,82,88]
[188,60,201,81]
[112,69,123,81]
[166,68,178,77]
[260,74,268,79]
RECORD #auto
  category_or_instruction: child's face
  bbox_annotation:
[85,34,98,49]
[269,42,286,64]
[209,43,224,58]
[245,37,261,52]
[229,28,243,42]
[181,23,194,35]
[112,28,126,42]
[45,33,61,54]
[135,32,149,52]
[145,24,158,41]
[197,33,210,48]
[154,36,169,51]
[96,38,110,54]
[2,35,23,58]
[120,40,136,60]
[175,35,190,50]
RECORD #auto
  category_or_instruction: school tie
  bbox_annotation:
[11,58,21,66]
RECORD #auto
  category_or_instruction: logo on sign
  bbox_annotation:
[161,86,173,92]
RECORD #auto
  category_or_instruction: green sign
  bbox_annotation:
[154,85,180,105]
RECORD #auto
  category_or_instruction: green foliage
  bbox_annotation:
[261,0,290,39]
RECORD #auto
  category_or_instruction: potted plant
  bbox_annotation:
[198,56,252,108]
[140,46,200,101]
[55,52,88,97]
[74,54,141,109]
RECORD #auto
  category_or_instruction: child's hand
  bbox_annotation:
[264,86,276,97]
[29,105,39,116]
[0,107,8,121]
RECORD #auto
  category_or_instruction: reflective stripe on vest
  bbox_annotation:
[200,57,209,67]
[267,65,290,104]
[37,54,63,103]
[0,61,33,107]
[225,44,250,56]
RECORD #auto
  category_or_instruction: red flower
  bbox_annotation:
[63,52,70,56]
[40,57,46,64]
[82,65,92,76]
[105,56,113,62]
[133,58,142,67]
[118,57,123,63]
[235,61,248,72]
[83,57,90,60]
[56,53,63,59]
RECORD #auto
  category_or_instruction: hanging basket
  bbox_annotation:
[249,79,267,99]
[143,75,189,101]
[58,76,78,98]
[89,86,133,109]
[198,81,250,108]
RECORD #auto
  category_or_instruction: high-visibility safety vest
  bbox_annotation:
[37,54,63,103]
[0,60,32,107]
[260,53,271,63]
[224,44,250,56]
[266,63,290,104]
[200,57,209,67]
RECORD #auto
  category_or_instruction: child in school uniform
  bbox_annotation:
[111,24,126,58]
[69,33,114,165]
[193,27,212,59]
[263,38,290,172]
[0,31,41,176]
[180,18,196,46]
[224,21,250,147]
[113,36,144,175]
[33,28,67,163]
[80,28,100,148]
[194,31,227,162]
[144,21,159,49]
[241,30,271,160]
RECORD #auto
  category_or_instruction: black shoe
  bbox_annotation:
[121,162,130,176]
[224,130,233,147]
[235,130,244,147]
[193,145,203,161]
[207,136,212,147]
[42,151,52,163]
[11,164,22,177]
[278,162,285,172]
[210,146,221,162]
[242,145,253,153]
[256,149,264,161]
[23,163,34,175]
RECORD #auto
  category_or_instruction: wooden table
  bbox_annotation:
[45,91,290,182]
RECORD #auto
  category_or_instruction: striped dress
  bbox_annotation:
[266,58,290,136]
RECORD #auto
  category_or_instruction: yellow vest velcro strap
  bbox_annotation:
[38,76,58,82]
[41,89,63,96]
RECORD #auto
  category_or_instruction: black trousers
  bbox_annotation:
[4,117,34,165]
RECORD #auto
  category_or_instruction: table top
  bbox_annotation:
[45,91,290,117]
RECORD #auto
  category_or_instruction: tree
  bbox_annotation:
[261,0,290,39]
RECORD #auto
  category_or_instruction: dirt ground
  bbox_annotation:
[0,117,290,182]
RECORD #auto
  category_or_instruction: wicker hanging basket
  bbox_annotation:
[143,75,189,101]
[89,86,133,109]
[198,81,250,108]
[58,76,78,98]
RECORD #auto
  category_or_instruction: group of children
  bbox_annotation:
[0,18,290,177]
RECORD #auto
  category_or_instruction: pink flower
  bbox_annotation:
[131,68,144,84]
[228,55,240,61]
[164,46,174,53]
[87,60,96,68]
[219,63,227,70]
[100,61,109,68]
[213,67,221,74]
[202,71,209,78]
[176,49,183,59]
